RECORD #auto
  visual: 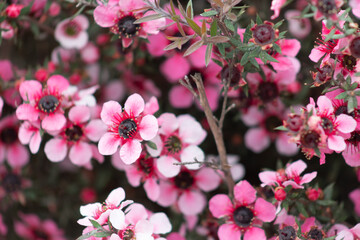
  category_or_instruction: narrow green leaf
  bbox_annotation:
[20,0,35,16]
[134,14,164,24]
[183,39,204,56]
[146,141,157,150]
[185,17,201,35]
[186,0,194,19]
[295,202,309,218]
[200,10,218,17]
[335,91,348,100]
[324,28,336,42]
[224,19,235,32]
[210,20,217,37]
[274,125,287,131]
[89,220,102,229]
[205,43,213,67]
[256,14,263,25]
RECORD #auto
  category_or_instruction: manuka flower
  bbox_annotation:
[209,180,276,240]
[54,14,89,49]
[16,75,70,132]
[98,93,158,164]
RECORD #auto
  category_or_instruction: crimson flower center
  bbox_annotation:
[317,0,336,15]
[65,125,83,142]
[252,24,275,45]
[350,36,360,58]
[118,15,139,38]
[174,171,194,190]
[38,95,59,113]
[64,21,81,36]
[233,206,254,227]
[118,118,137,139]
[2,173,21,193]
[307,228,324,240]
[257,82,279,102]
[220,65,241,87]
[265,115,282,133]
[122,229,135,240]
[321,117,333,134]
[278,226,296,240]
[300,130,320,148]
[165,135,182,154]
[138,157,154,175]
[0,127,18,144]
[342,55,357,71]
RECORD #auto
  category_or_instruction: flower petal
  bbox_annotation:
[7,143,29,168]
[124,93,145,117]
[19,80,42,101]
[157,156,181,178]
[144,178,160,202]
[195,167,221,192]
[119,140,142,164]
[139,115,158,140]
[101,101,122,126]
[85,119,108,142]
[234,180,256,205]
[254,198,276,222]
[16,104,39,121]
[47,75,69,93]
[44,138,67,162]
[98,132,120,155]
[244,227,266,240]
[69,105,90,124]
[106,187,125,207]
[41,113,66,131]
[180,145,204,170]
[209,194,233,218]
[336,114,357,133]
[218,224,241,240]
[109,209,126,230]
[178,191,206,215]
[149,213,172,234]
[69,142,92,166]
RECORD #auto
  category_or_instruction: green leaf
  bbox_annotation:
[212,58,223,67]
[20,0,35,16]
[272,43,281,54]
[347,97,357,114]
[224,19,235,32]
[317,200,336,206]
[335,91,348,100]
[243,25,252,43]
[185,17,201,36]
[200,10,218,17]
[273,19,284,29]
[256,14,263,25]
[89,219,102,229]
[323,183,335,200]
[71,5,86,20]
[146,141,157,150]
[274,125,287,131]
[183,39,204,56]
[324,28,336,42]
[240,51,250,66]
[205,43,213,67]
[210,20,217,37]
[76,229,111,240]
[295,202,309,218]
[186,0,194,19]
[134,14,164,24]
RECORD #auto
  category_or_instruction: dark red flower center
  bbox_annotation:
[300,130,320,148]
[342,55,357,71]
[265,115,282,133]
[220,65,242,87]
[32,229,49,240]
[350,36,360,58]
[64,21,81,36]
[307,228,324,240]
[65,125,83,142]
[236,89,252,109]
[252,24,275,46]
[165,135,182,154]
[286,114,303,132]
[257,82,279,102]
[38,95,59,113]
[122,229,134,240]
[138,156,154,175]
[2,173,21,193]
[314,64,333,84]
[0,127,18,144]
[321,117,333,134]
[233,206,254,227]
[174,171,194,190]
[347,131,360,146]
[278,226,296,240]
[118,118,137,139]
[118,15,140,38]
[317,0,337,15]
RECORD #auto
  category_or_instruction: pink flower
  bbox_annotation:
[334,223,360,240]
[5,4,23,18]
[14,213,66,240]
[0,60,14,82]
[149,113,207,177]
[80,42,100,64]
[0,115,29,168]
[78,187,133,227]
[157,167,221,216]
[0,21,15,39]
[93,0,165,48]
[0,97,3,117]
[16,75,70,132]
[270,0,287,19]
[311,0,344,21]
[0,166,31,203]
[349,188,360,217]
[350,0,360,18]
[18,120,42,154]
[209,180,276,240]
[259,159,317,189]
[285,10,312,39]
[44,105,106,167]
[54,14,89,49]
[98,94,158,164]
[0,214,7,236]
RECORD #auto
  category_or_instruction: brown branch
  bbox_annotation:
[190,73,235,198]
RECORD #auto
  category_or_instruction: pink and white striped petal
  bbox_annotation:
[69,142,92,166]
[139,115,158,140]
[119,140,142,164]
[101,101,122,126]
[19,80,42,102]
[178,191,206,215]
[44,138,67,162]
[98,132,120,155]
[124,93,145,117]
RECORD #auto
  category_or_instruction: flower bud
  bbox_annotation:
[306,188,323,201]
[275,187,287,201]
[5,4,23,18]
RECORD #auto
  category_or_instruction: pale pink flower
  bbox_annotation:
[285,10,312,39]
[259,159,317,189]
[98,94,158,164]
[54,14,89,49]
[0,60,14,82]
[14,213,66,240]
[149,113,207,177]
[209,180,276,240]
[44,105,106,167]
[157,167,221,216]
[350,188,360,217]
[334,223,360,240]
[16,75,70,132]
[350,0,360,18]
[270,0,287,19]
[0,21,14,39]
[80,42,100,64]
[78,187,133,227]
[0,115,29,168]
[0,97,3,117]
[18,120,42,154]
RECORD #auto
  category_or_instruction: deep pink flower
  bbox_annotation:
[350,188,360,217]
[54,14,89,49]
[44,105,106,167]
[0,115,29,168]
[259,159,317,189]
[18,120,42,154]
[311,0,344,21]
[157,167,221,216]
[16,75,70,132]
[93,0,165,48]
[270,0,287,19]
[0,60,14,82]
[98,94,158,164]
[0,97,3,117]
[14,213,66,240]
[149,113,207,177]
[5,4,23,18]
[209,180,276,240]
